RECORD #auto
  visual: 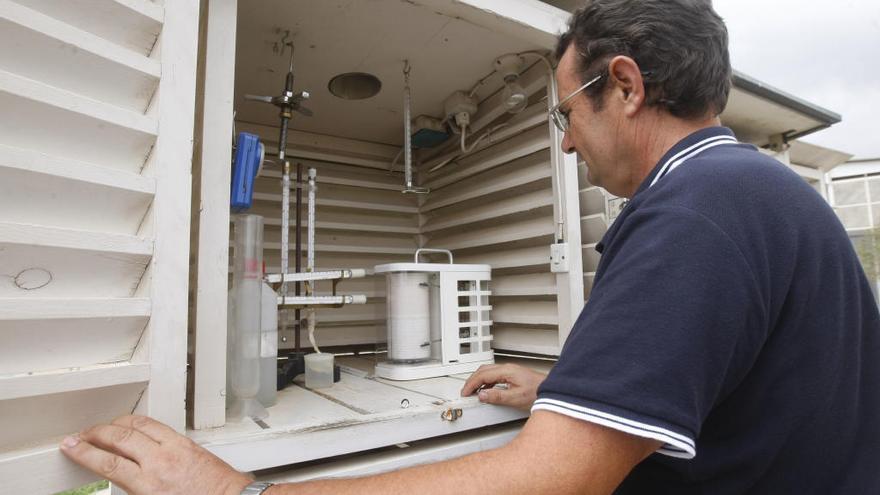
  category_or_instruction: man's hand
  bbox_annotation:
[460,363,547,411]
[59,415,252,495]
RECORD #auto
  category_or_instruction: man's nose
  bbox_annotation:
[561,131,576,154]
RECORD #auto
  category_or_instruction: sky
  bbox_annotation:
[713,0,880,159]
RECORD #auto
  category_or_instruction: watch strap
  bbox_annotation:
[241,481,275,495]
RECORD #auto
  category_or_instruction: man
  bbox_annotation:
[61,1,879,493]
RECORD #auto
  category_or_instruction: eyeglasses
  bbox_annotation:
[549,73,604,133]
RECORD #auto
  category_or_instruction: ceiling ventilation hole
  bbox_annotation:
[328,72,382,100]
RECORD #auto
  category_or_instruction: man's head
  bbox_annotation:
[554,0,731,197]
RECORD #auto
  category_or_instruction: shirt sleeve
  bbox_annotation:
[534,205,767,459]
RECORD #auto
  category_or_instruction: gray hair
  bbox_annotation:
[556,0,732,119]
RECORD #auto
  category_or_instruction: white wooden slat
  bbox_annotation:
[0,297,150,320]
[0,69,156,135]
[420,101,547,172]
[493,326,560,356]
[578,187,605,217]
[239,122,401,163]
[426,215,554,251]
[315,304,385,324]
[456,244,549,271]
[0,159,154,235]
[425,126,551,191]
[0,244,149,299]
[0,73,157,171]
[421,188,554,233]
[421,154,552,212]
[0,0,160,111]
[0,222,152,256]
[303,326,386,349]
[577,158,590,185]
[261,242,415,256]
[13,0,163,55]
[0,362,150,401]
[0,144,154,194]
[135,0,198,431]
[252,192,419,215]
[492,272,557,297]
[580,213,608,244]
[252,202,419,232]
[0,313,148,375]
[263,218,420,235]
[0,382,146,459]
[254,180,419,211]
[191,0,243,430]
[263,253,412,273]
[582,246,601,273]
[493,300,558,326]
[419,63,552,166]
[0,446,99,495]
[262,228,416,252]
[260,166,403,192]
[261,144,396,171]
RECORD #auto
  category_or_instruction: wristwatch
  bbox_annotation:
[240,481,275,494]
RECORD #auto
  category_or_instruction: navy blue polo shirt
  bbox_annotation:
[534,127,880,493]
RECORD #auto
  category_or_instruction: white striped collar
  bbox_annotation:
[648,133,739,189]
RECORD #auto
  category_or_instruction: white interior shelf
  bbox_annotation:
[189,356,543,473]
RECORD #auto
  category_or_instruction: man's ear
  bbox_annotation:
[607,55,646,117]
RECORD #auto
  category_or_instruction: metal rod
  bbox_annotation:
[403,61,413,189]
[307,168,316,273]
[295,162,303,351]
[307,167,318,354]
[280,161,290,343]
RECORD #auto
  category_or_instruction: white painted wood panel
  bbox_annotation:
[582,246,601,273]
[0,362,150,401]
[0,315,148,374]
[492,325,560,355]
[0,0,199,491]
[260,424,521,483]
[0,0,160,111]
[0,75,157,171]
[580,213,608,244]
[579,186,606,217]
[494,300,559,326]
[189,362,527,473]
[492,272,557,297]
[14,0,163,55]
[0,243,149,298]
[0,163,154,235]
[0,382,146,454]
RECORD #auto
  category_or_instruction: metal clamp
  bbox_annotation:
[440,408,463,422]
[415,248,454,264]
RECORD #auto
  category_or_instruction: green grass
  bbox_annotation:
[54,479,109,495]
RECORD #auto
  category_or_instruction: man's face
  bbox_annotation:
[556,45,626,195]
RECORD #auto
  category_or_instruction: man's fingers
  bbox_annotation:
[80,424,159,464]
[460,364,504,396]
[112,415,182,444]
[59,435,141,491]
[477,387,518,407]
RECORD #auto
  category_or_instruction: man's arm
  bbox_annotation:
[62,411,660,495]
[277,411,660,495]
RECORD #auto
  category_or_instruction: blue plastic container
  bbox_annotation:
[230,132,263,212]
